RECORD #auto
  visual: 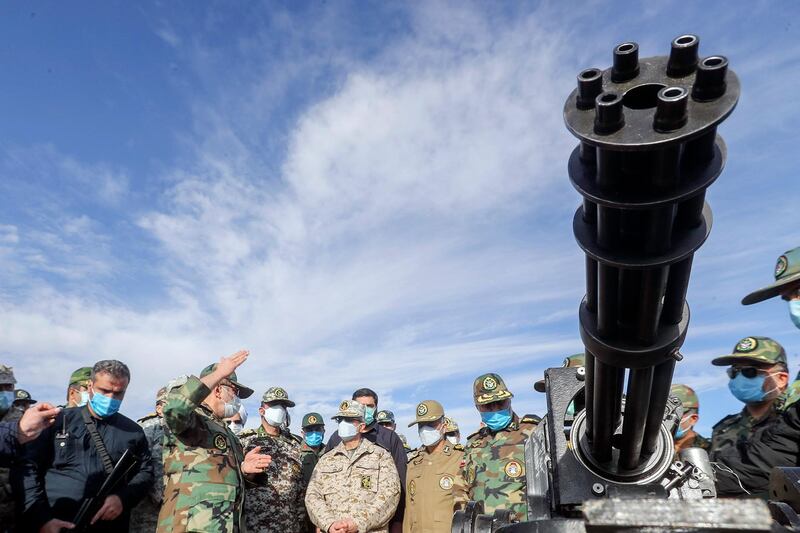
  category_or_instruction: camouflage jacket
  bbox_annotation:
[305,437,401,533]
[130,414,166,533]
[241,426,306,533]
[404,443,467,533]
[462,413,537,521]
[157,376,247,533]
[710,404,781,461]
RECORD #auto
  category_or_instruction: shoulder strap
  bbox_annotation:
[81,407,115,475]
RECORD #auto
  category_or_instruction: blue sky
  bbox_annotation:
[1,1,799,445]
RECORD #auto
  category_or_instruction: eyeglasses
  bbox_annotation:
[727,366,767,379]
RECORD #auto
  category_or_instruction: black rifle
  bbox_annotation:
[72,449,138,531]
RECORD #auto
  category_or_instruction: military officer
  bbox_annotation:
[305,400,401,533]
[0,365,18,532]
[131,387,169,533]
[462,373,538,521]
[443,417,462,448]
[669,384,710,454]
[157,350,271,533]
[241,386,306,533]
[300,412,326,485]
[224,404,248,437]
[12,389,36,412]
[377,409,397,431]
[65,366,92,407]
[404,400,467,533]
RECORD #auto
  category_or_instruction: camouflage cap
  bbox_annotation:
[13,389,35,403]
[156,387,168,404]
[199,363,254,399]
[398,433,410,449]
[711,336,787,367]
[443,416,459,434]
[376,410,395,424]
[743,247,800,305]
[302,412,325,428]
[408,400,445,427]
[332,399,365,421]
[68,367,92,387]
[670,384,699,411]
[473,373,513,405]
[0,365,16,386]
[260,386,296,407]
[534,353,585,393]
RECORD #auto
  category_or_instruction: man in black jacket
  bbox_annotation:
[325,387,406,533]
[16,360,153,533]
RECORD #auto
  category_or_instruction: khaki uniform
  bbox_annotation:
[404,444,466,533]
[305,437,400,533]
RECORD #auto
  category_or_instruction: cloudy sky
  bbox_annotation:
[1,1,798,445]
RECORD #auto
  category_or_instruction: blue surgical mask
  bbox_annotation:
[78,391,90,407]
[728,373,772,404]
[305,431,324,447]
[0,391,13,412]
[90,391,122,418]
[674,417,691,439]
[364,406,376,425]
[480,408,512,431]
[789,300,800,329]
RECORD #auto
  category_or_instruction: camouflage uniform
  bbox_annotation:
[64,366,92,408]
[241,386,306,533]
[157,365,254,533]
[404,400,467,533]
[131,387,168,533]
[710,336,792,460]
[669,384,711,455]
[462,373,538,521]
[305,400,401,533]
[0,365,18,533]
[742,246,800,305]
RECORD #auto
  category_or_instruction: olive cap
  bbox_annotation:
[69,367,92,387]
[302,412,325,428]
[534,354,585,393]
[670,384,699,411]
[443,416,459,433]
[13,389,35,404]
[376,409,395,424]
[261,386,295,407]
[473,373,513,405]
[743,247,800,305]
[0,365,16,386]
[711,336,787,367]
[199,364,254,399]
[333,399,365,421]
[408,400,445,427]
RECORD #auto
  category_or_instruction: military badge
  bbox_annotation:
[214,434,228,450]
[483,376,497,391]
[736,337,758,352]
[360,475,372,490]
[417,403,428,416]
[409,479,417,496]
[274,388,286,398]
[776,255,789,278]
[504,460,523,478]
[340,400,349,410]
[439,475,454,490]
[308,415,318,424]
[16,390,25,399]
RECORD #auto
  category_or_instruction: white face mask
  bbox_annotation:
[264,405,287,427]
[446,435,459,445]
[228,422,244,435]
[222,390,241,419]
[338,419,360,440]
[419,424,443,447]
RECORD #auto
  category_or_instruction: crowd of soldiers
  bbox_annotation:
[0,245,798,532]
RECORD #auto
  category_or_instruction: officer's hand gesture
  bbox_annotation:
[218,349,249,376]
[242,446,272,474]
[18,402,61,444]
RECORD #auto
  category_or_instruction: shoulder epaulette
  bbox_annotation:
[521,414,541,425]
[137,412,159,423]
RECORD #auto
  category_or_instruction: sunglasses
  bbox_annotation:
[727,366,768,379]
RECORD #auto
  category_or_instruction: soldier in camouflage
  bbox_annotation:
[131,387,169,533]
[65,366,92,408]
[710,336,793,462]
[462,373,538,521]
[0,365,18,533]
[305,400,400,533]
[157,350,272,533]
[669,384,710,454]
[241,386,307,533]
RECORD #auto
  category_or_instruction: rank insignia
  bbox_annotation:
[504,460,523,478]
[409,479,416,496]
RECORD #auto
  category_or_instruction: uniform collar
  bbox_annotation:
[334,437,372,462]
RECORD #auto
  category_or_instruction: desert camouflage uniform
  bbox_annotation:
[241,425,306,533]
[0,365,18,533]
[157,375,248,533]
[131,411,166,533]
[305,436,401,533]
[462,373,538,521]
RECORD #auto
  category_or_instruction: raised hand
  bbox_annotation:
[217,350,250,377]
[242,446,272,474]
[19,403,61,444]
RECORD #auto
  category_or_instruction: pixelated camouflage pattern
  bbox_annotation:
[711,336,787,366]
[404,443,467,533]
[670,384,699,410]
[305,438,400,533]
[131,413,166,533]
[241,426,306,533]
[261,386,296,406]
[0,405,23,530]
[0,365,15,386]
[334,399,366,420]
[157,375,247,533]
[473,373,513,405]
[461,413,537,521]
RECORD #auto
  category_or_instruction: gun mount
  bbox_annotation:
[452,35,784,532]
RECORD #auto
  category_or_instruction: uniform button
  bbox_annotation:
[60,442,66,447]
